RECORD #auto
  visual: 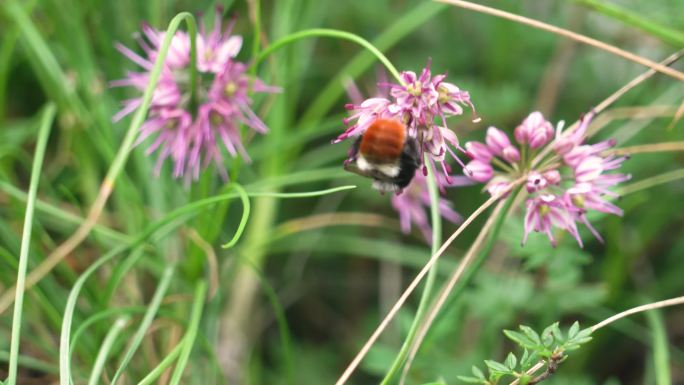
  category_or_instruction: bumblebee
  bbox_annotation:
[343,118,421,194]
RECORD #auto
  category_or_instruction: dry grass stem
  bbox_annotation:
[335,179,524,385]
[399,200,508,385]
[609,142,684,156]
[187,228,220,300]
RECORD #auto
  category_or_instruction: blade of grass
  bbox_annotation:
[574,0,684,47]
[6,103,55,385]
[109,263,176,385]
[435,0,684,82]
[87,317,130,385]
[168,281,207,385]
[646,309,671,385]
[136,342,183,385]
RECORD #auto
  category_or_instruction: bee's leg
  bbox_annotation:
[344,136,362,165]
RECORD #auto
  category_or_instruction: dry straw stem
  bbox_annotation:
[335,180,524,385]
[609,141,684,156]
[400,199,508,385]
[507,294,684,385]
[588,105,680,136]
[435,0,684,82]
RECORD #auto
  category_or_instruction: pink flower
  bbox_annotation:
[112,10,278,180]
[391,171,468,243]
[464,110,629,247]
[335,60,477,190]
[523,194,582,247]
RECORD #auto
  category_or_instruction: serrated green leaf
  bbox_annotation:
[457,375,485,384]
[505,352,517,370]
[472,365,486,380]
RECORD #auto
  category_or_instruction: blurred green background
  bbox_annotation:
[1,0,683,384]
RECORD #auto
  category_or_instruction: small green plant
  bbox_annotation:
[458,322,593,385]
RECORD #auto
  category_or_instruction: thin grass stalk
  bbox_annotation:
[335,179,523,385]
[87,317,129,385]
[435,0,684,82]
[379,156,443,385]
[6,103,56,385]
[0,12,199,315]
[254,28,403,84]
[168,281,208,385]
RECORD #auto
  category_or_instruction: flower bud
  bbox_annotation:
[465,141,492,162]
[514,112,554,149]
[485,126,511,156]
[543,169,561,185]
[465,160,494,182]
[526,171,548,193]
[502,146,521,163]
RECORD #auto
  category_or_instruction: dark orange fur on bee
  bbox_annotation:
[359,119,406,164]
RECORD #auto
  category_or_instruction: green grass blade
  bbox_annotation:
[646,309,671,385]
[574,0,684,47]
[135,343,183,385]
[168,281,208,385]
[110,264,176,385]
[87,317,129,385]
[6,103,56,385]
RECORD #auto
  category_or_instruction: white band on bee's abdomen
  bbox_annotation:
[357,154,400,177]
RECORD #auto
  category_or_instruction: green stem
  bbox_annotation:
[253,28,403,84]
[248,0,262,82]
[87,317,129,385]
[380,156,443,384]
[136,343,183,385]
[6,103,55,385]
[103,12,198,187]
[646,309,671,385]
[168,281,208,385]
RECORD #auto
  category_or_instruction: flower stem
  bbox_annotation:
[379,156,443,385]
[253,28,404,84]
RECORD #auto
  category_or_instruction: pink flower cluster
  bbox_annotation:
[334,60,478,189]
[464,111,630,247]
[112,10,279,180]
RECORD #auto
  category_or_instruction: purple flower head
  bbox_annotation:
[112,9,279,181]
[336,60,477,190]
[463,110,629,247]
[391,171,469,243]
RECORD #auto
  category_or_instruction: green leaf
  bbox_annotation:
[485,359,511,374]
[457,376,485,384]
[504,330,536,349]
[568,321,580,339]
[519,325,541,345]
[472,365,486,380]
[505,352,517,370]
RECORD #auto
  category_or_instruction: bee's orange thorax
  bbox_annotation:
[359,119,406,164]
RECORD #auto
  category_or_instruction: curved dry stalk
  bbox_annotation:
[590,295,684,332]
[335,179,524,385]
[435,0,684,82]
[531,49,684,168]
[0,182,113,314]
[399,200,507,385]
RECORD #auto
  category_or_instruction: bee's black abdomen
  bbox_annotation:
[393,137,421,189]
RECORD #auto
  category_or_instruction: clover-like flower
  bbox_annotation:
[464,111,630,247]
[113,9,279,180]
[334,60,478,190]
